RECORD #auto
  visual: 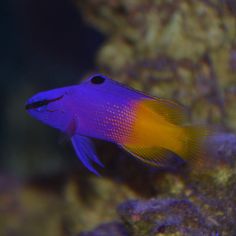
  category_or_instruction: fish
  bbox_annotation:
[25,74,207,175]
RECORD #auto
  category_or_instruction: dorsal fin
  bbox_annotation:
[140,98,187,125]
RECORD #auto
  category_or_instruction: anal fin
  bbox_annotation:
[122,145,184,168]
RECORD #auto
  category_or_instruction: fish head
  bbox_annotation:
[25,74,145,137]
[25,86,74,132]
[25,75,116,134]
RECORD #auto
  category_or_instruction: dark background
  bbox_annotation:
[0,0,105,177]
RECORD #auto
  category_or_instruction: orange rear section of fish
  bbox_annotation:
[123,98,208,167]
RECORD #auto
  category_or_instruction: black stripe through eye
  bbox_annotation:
[25,95,64,110]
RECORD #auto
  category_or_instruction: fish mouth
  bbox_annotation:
[25,100,47,110]
[25,95,64,110]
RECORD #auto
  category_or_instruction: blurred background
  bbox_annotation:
[1,0,105,177]
[1,0,236,235]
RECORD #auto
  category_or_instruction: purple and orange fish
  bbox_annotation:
[25,74,207,174]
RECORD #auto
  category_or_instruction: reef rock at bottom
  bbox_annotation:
[118,198,215,236]
[80,133,236,236]
[80,198,216,236]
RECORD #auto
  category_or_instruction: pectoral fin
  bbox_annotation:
[71,135,104,175]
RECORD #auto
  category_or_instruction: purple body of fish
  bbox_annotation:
[26,74,147,174]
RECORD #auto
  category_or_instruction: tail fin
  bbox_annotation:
[179,125,209,168]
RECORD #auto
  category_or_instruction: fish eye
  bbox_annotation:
[90,75,105,84]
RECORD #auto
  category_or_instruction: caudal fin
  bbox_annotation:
[180,125,209,167]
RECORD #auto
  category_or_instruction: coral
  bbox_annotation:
[118,198,213,236]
